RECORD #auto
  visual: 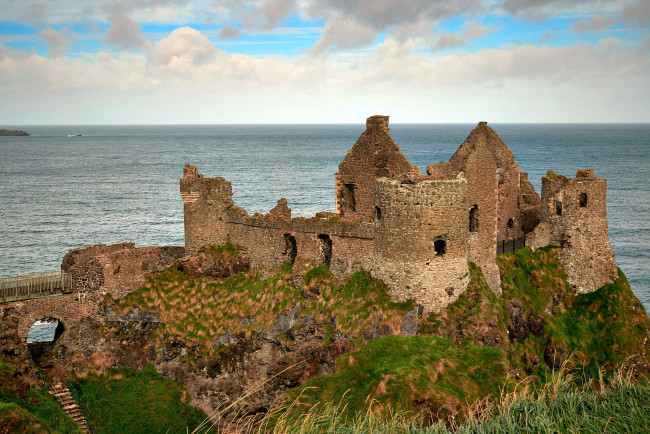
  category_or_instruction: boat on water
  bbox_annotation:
[67,134,83,137]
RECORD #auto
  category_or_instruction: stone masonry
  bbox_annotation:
[528,169,617,293]
[181,115,614,313]
[2,243,185,341]
[373,176,470,312]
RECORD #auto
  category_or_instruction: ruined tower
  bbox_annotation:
[528,169,617,293]
[180,164,233,253]
[335,115,419,219]
[373,175,470,312]
[426,122,541,294]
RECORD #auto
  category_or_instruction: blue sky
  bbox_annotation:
[0,1,648,124]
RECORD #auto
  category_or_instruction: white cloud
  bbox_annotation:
[149,27,221,68]
[2,25,648,124]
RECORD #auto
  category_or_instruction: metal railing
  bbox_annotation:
[0,270,73,303]
[497,236,526,255]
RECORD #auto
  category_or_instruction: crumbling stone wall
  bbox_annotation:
[62,243,185,304]
[181,116,615,311]
[373,176,470,312]
[528,169,617,293]
[226,206,375,278]
[426,122,541,294]
[335,115,419,219]
[0,243,186,342]
[181,164,233,253]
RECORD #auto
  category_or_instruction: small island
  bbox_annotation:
[0,129,29,136]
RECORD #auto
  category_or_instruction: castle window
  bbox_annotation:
[469,205,479,232]
[497,167,501,182]
[434,238,446,256]
[507,218,514,229]
[375,206,382,220]
[317,234,332,268]
[283,234,297,264]
[555,201,563,216]
[580,193,588,207]
[341,182,356,215]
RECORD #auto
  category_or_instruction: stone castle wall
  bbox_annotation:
[180,116,614,312]
[373,176,470,312]
[528,169,616,294]
[3,243,185,341]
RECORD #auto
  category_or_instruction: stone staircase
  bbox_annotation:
[51,382,91,433]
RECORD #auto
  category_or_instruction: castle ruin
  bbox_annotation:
[181,116,618,312]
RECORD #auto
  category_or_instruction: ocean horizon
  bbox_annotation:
[1,123,648,310]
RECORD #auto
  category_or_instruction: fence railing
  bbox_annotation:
[497,236,526,255]
[0,270,73,303]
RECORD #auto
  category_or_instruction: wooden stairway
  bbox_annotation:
[51,382,91,433]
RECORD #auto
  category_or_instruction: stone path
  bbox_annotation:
[51,382,91,433]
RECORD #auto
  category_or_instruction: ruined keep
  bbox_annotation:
[181,116,616,312]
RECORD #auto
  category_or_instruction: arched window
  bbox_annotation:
[283,234,297,264]
[469,205,479,232]
[555,201,563,216]
[579,193,588,207]
[434,238,446,256]
[507,218,514,229]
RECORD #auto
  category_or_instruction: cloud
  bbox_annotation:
[537,31,556,43]
[500,0,634,23]
[311,16,377,53]
[103,15,148,50]
[572,13,615,32]
[242,0,296,30]
[621,1,650,28]
[432,20,496,51]
[39,27,72,57]
[307,0,484,51]
[463,21,495,39]
[148,27,220,69]
[218,25,243,38]
[433,33,469,51]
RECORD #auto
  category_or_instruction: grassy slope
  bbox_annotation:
[497,247,649,380]
[264,372,650,433]
[111,260,413,358]
[102,244,649,427]
[71,363,211,434]
[0,362,83,433]
[280,335,505,421]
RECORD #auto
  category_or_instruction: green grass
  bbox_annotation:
[201,242,245,259]
[279,335,506,422]
[0,362,83,433]
[112,261,413,359]
[71,363,212,434]
[495,247,650,381]
[260,370,650,433]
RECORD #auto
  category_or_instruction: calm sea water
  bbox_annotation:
[1,124,648,311]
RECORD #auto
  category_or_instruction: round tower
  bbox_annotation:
[373,175,470,312]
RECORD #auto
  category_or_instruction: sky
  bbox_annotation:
[0,0,648,124]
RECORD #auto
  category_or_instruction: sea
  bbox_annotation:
[1,124,648,311]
